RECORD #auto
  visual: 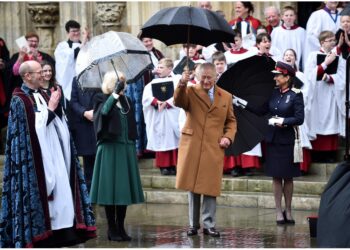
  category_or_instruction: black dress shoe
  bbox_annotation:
[231,168,242,177]
[283,211,295,225]
[160,168,171,175]
[203,228,220,237]
[187,227,198,236]
[244,168,253,176]
[276,219,286,225]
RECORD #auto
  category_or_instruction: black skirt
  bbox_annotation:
[264,143,301,178]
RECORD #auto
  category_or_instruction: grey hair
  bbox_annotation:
[264,6,280,17]
[196,63,216,79]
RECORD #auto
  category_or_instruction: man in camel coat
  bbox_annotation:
[174,63,236,237]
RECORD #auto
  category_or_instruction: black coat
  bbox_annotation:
[93,93,137,142]
[265,88,304,144]
[70,77,100,155]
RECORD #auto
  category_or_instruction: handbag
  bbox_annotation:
[293,126,303,163]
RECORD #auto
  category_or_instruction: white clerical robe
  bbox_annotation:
[304,9,340,69]
[305,50,345,137]
[33,92,74,230]
[142,76,181,151]
[296,71,313,149]
[224,48,255,65]
[271,26,306,70]
[54,41,81,101]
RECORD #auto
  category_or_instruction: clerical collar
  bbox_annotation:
[323,7,338,23]
[281,23,299,30]
[21,84,39,95]
[67,39,81,48]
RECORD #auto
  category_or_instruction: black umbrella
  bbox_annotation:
[216,55,276,155]
[140,6,235,47]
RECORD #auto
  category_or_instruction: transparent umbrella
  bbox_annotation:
[76,31,153,88]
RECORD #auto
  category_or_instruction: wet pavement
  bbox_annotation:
[79,203,318,248]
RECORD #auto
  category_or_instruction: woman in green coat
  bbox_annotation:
[90,71,144,241]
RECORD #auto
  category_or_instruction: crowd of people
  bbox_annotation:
[0,1,348,246]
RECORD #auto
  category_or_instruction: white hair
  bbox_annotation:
[264,6,280,17]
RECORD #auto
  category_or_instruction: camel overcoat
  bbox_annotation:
[174,83,236,197]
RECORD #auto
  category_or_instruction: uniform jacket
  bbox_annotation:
[265,88,304,144]
[174,83,236,197]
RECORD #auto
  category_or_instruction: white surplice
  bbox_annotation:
[33,92,75,230]
[271,26,306,70]
[142,76,181,151]
[54,41,81,101]
[304,51,345,138]
[304,9,340,69]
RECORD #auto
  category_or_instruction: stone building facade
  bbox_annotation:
[0,1,298,61]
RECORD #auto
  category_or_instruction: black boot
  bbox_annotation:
[116,205,131,241]
[105,205,122,241]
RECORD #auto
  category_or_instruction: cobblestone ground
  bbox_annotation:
[77,203,317,248]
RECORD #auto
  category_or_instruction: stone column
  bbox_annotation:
[27,2,59,56]
[96,2,126,32]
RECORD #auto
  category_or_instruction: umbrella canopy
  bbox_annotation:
[140,6,235,47]
[76,31,152,88]
[217,55,276,155]
[317,161,350,247]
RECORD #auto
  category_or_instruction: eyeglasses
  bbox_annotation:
[28,71,42,75]
[27,40,39,43]
[324,39,336,43]
[69,29,80,33]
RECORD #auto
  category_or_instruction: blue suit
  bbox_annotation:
[265,87,304,178]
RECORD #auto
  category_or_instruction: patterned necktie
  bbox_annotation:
[208,89,214,103]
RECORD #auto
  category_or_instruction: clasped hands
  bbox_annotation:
[268,116,284,127]
[155,101,167,112]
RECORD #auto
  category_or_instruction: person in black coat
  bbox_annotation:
[266,61,304,225]
[233,61,304,225]
[70,77,100,191]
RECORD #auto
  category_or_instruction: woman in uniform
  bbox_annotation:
[266,61,304,225]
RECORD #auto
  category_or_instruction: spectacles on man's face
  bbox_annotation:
[27,39,39,43]
[69,29,80,34]
[324,38,336,43]
[28,71,42,75]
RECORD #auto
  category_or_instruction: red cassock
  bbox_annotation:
[228,15,261,32]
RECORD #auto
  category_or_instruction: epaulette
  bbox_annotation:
[291,87,301,94]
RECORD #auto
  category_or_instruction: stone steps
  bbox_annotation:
[140,173,327,195]
[143,189,320,210]
[0,156,342,211]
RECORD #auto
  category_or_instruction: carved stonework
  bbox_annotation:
[96,2,126,27]
[27,2,59,28]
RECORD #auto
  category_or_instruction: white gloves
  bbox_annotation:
[232,95,248,109]
[268,117,284,126]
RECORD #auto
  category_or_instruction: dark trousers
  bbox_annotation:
[82,154,95,192]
